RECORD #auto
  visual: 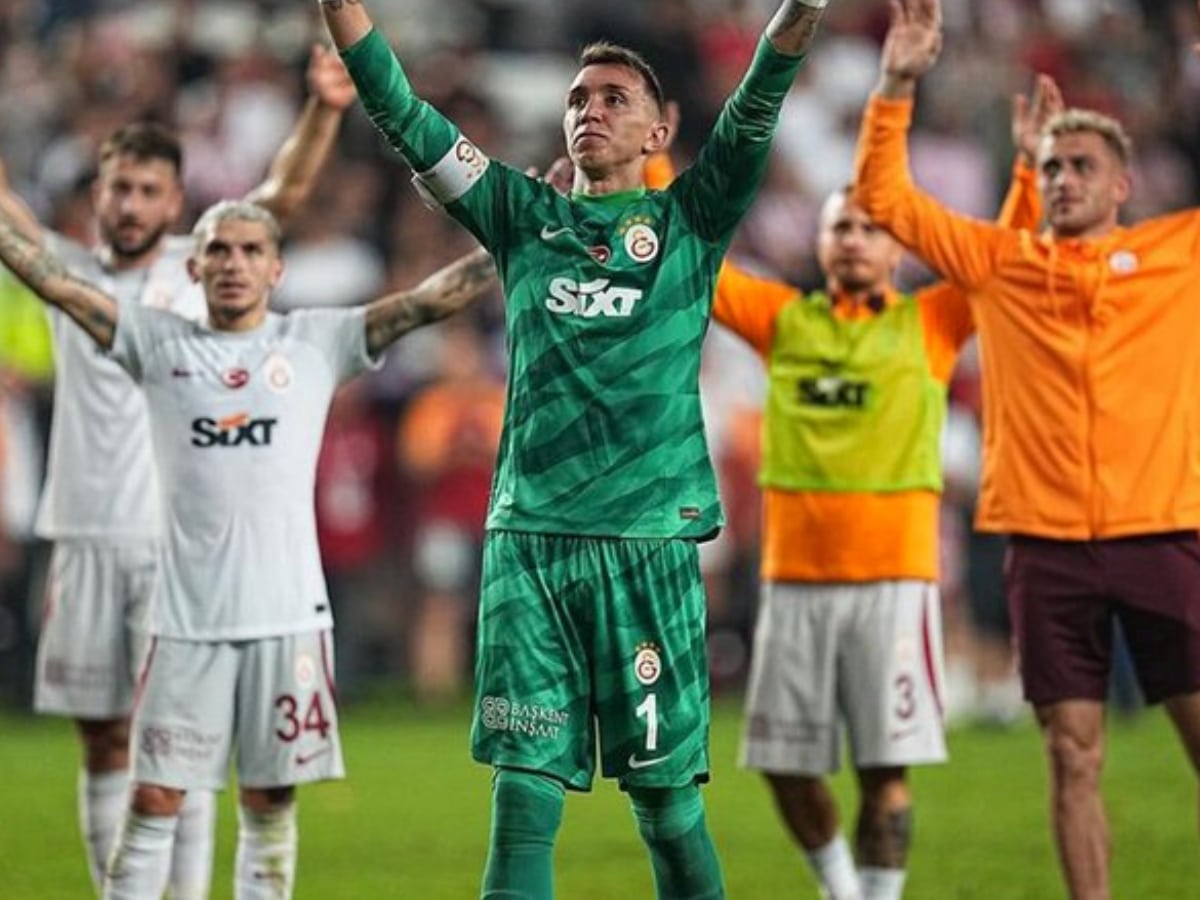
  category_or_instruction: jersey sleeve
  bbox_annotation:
[108,300,169,382]
[854,95,1008,291]
[997,158,1041,230]
[291,307,379,384]
[713,261,794,357]
[340,28,531,252]
[669,39,805,243]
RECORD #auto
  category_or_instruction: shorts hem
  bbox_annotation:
[473,752,593,793]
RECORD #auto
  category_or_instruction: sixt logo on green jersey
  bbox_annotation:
[545,277,642,318]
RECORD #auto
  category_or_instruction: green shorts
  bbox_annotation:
[470,530,712,791]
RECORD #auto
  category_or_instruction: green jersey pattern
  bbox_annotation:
[344,30,804,538]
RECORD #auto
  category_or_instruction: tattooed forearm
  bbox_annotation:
[0,215,118,349]
[856,806,913,869]
[365,248,496,356]
[766,1,827,56]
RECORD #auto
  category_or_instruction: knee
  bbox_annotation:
[1044,727,1104,788]
[77,718,131,771]
[628,785,704,843]
[131,783,185,817]
[491,769,565,837]
[857,768,910,818]
[764,772,824,805]
[240,786,296,814]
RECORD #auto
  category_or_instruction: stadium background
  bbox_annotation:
[0,1,1197,895]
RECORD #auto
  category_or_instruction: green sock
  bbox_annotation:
[628,785,725,900]
[480,768,565,900]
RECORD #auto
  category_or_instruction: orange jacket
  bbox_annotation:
[647,150,1036,579]
[855,95,1200,540]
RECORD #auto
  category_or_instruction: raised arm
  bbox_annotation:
[875,0,942,100]
[318,0,373,49]
[243,44,356,227]
[766,0,835,57]
[0,211,117,348]
[998,73,1062,229]
[363,247,496,357]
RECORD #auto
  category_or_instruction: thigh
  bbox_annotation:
[591,538,711,789]
[131,637,236,791]
[842,581,948,769]
[236,630,346,788]
[1108,533,1200,703]
[471,531,595,790]
[34,540,157,719]
[1006,537,1110,706]
[740,582,842,777]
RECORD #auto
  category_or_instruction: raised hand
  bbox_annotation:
[1012,74,1064,164]
[880,0,942,83]
[307,43,356,110]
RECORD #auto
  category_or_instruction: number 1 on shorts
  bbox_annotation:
[635,692,658,751]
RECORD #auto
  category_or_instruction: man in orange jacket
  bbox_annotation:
[647,81,1051,897]
[855,1,1200,897]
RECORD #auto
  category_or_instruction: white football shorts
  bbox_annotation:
[131,629,345,790]
[34,539,156,719]
[740,579,947,775]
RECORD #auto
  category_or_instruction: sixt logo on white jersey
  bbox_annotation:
[545,277,642,318]
[191,412,279,448]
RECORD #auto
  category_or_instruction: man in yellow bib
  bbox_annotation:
[647,78,1055,899]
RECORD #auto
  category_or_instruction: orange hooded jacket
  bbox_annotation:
[855,95,1200,540]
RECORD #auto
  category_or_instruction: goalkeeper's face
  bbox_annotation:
[817,191,902,294]
[563,64,667,180]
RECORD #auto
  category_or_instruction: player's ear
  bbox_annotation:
[643,119,670,156]
[186,256,200,283]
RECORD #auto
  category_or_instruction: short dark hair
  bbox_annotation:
[578,41,664,112]
[98,123,183,175]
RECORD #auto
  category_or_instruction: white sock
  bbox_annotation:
[102,812,177,899]
[169,791,216,899]
[859,866,907,900]
[79,769,131,891]
[805,834,862,900]
[235,804,298,899]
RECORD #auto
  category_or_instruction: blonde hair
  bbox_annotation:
[1043,109,1133,168]
[191,200,281,252]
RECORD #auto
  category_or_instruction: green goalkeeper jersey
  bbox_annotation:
[344,30,804,539]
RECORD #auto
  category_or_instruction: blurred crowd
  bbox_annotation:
[1,0,1194,716]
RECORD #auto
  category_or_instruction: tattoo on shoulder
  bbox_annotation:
[318,0,361,9]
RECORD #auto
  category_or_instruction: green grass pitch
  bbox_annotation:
[2,698,1196,898]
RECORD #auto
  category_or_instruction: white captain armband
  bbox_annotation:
[411,137,490,208]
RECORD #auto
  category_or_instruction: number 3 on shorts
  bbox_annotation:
[635,692,659,751]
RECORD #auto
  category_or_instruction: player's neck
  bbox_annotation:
[99,240,165,273]
[574,166,645,198]
[208,304,269,334]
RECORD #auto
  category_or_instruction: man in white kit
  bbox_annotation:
[0,197,498,898]
[0,46,355,897]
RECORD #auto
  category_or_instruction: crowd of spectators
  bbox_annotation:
[1,0,1194,713]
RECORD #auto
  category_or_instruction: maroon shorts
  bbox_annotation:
[1005,531,1200,706]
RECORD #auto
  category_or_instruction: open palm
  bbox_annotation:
[881,0,942,80]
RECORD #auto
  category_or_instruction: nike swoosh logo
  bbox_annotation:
[295,746,332,766]
[540,225,573,241]
[627,753,670,770]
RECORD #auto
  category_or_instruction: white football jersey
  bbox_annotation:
[35,234,206,540]
[109,302,376,640]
